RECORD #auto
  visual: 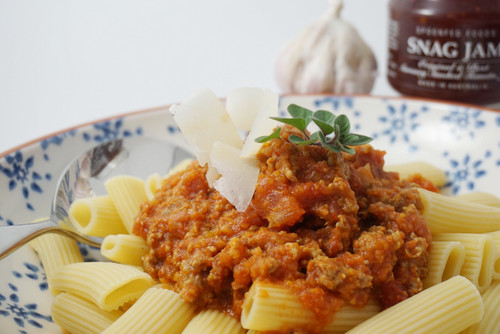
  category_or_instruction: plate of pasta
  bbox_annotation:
[1,90,500,334]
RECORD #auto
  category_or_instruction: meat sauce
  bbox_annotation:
[133,126,433,332]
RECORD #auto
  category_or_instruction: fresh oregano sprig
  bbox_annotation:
[255,104,372,154]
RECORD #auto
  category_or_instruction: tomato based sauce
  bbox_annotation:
[133,126,432,332]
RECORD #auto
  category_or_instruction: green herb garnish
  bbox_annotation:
[255,104,372,154]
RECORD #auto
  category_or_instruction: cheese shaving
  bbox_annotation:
[170,87,279,211]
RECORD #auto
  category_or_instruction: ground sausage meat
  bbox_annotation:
[133,126,432,332]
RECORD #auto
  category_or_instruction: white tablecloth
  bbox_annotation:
[0,0,396,154]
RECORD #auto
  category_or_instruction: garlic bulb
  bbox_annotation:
[274,0,377,94]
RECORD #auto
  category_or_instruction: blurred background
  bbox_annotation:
[0,0,392,153]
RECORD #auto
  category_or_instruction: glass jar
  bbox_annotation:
[388,0,500,105]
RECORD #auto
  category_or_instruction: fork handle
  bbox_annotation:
[0,219,100,260]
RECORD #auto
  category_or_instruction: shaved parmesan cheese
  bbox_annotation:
[205,160,220,186]
[170,87,280,211]
[226,87,277,131]
[225,87,279,158]
[169,87,243,167]
[211,141,260,212]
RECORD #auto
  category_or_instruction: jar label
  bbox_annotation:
[388,13,500,103]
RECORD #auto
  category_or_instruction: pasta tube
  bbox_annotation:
[386,161,446,187]
[454,192,500,208]
[100,234,149,266]
[181,309,245,334]
[105,175,148,233]
[51,262,154,311]
[52,292,123,334]
[346,276,483,334]
[418,188,500,233]
[322,299,380,333]
[241,281,379,332]
[432,233,495,293]
[29,233,83,294]
[144,159,193,200]
[103,285,196,334]
[69,195,128,237]
[463,280,500,334]
[422,241,465,288]
[487,231,500,279]
[241,281,315,331]
[165,158,193,177]
[144,173,163,200]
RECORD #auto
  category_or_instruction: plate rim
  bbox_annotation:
[2,94,498,158]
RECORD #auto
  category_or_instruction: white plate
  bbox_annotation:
[1,95,499,333]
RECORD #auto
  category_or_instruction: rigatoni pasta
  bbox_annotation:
[386,161,446,187]
[105,175,148,233]
[51,262,154,311]
[345,276,483,334]
[241,281,380,332]
[454,192,500,208]
[102,285,196,334]
[145,159,192,200]
[487,231,500,280]
[462,279,500,334]
[432,233,495,293]
[181,309,246,334]
[100,234,149,266]
[29,233,83,294]
[51,292,123,334]
[241,281,316,331]
[165,158,193,177]
[69,195,128,237]
[322,299,380,333]
[422,240,465,288]
[144,173,163,200]
[418,188,500,233]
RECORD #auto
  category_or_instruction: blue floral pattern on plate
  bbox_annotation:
[0,97,499,333]
[0,262,52,334]
[441,107,486,139]
[370,100,428,152]
[443,150,491,194]
[0,151,50,212]
[82,118,143,143]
